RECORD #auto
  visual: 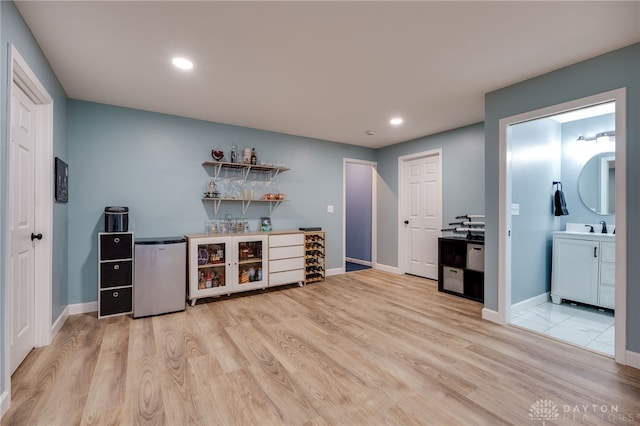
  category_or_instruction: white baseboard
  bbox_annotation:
[345,258,372,267]
[50,306,69,339]
[511,292,550,315]
[1,390,9,419]
[374,263,400,274]
[326,268,343,277]
[68,301,98,315]
[482,307,500,323]
[625,350,640,370]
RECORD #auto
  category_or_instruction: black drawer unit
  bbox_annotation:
[99,287,133,317]
[98,232,134,318]
[438,237,484,303]
[100,260,133,288]
[100,233,133,260]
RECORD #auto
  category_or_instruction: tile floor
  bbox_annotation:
[511,301,614,356]
[346,261,371,272]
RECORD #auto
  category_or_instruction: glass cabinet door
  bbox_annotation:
[196,241,228,290]
[236,238,266,288]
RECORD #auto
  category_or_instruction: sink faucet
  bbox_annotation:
[585,224,594,233]
[600,220,608,234]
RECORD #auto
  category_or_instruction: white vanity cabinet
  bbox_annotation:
[551,232,615,309]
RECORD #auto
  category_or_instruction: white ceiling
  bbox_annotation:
[15,1,640,149]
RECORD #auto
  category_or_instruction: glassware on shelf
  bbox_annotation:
[230,142,238,163]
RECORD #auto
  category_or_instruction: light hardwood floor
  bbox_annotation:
[3,270,640,425]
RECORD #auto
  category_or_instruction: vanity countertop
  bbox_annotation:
[553,231,615,241]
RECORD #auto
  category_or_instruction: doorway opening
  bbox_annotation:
[343,159,376,273]
[498,89,627,363]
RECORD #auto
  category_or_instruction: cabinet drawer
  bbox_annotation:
[100,260,133,288]
[466,244,484,272]
[601,242,615,263]
[269,245,303,260]
[269,233,304,247]
[100,233,133,260]
[269,269,304,286]
[443,267,464,294]
[270,257,304,273]
[600,262,615,286]
[100,287,132,317]
[598,284,615,309]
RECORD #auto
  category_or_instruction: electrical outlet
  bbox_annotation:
[327,205,334,213]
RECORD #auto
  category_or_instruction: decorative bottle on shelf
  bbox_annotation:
[199,271,206,290]
[251,148,257,165]
[230,142,237,163]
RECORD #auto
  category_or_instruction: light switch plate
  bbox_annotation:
[327,205,334,213]
[511,203,520,215]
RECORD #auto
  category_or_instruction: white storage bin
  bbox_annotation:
[443,267,464,294]
[467,244,484,272]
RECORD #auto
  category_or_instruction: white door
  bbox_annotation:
[403,153,441,279]
[9,81,37,374]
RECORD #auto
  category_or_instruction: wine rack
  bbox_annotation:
[304,231,326,284]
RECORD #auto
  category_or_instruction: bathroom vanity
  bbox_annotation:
[550,231,615,309]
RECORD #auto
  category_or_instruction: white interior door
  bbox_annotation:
[402,153,441,279]
[9,81,37,374]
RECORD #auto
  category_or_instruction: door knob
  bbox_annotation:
[31,233,43,241]
[403,220,409,225]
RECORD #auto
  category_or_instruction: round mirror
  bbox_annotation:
[578,151,615,215]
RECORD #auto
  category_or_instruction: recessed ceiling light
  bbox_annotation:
[172,57,193,70]
[390,117,403,125]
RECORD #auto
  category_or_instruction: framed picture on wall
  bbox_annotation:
[55,157,68,203]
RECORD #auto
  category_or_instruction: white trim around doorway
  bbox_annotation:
[2,45,55,417]
[343,158,378,273]
[496,88,627,365]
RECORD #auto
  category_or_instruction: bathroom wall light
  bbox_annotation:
[596,131,614,143]
[577,130,615,143]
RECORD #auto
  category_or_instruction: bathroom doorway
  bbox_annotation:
[498,89,627,361]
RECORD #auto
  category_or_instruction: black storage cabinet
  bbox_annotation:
[438,236,484,302]
[98,232,134,318]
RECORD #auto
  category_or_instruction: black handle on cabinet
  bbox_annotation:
[403,220,409,225]
[31,233,43,241]
[594,246,598,258]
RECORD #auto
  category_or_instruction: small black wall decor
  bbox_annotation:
[55,157,68,203]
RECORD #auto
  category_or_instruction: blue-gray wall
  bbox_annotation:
[345,162,372,262]
[510,118,561,304]
[485,43,640,351]
[0,0,68,400]
[375,123,485,268]
[67,100,376,304]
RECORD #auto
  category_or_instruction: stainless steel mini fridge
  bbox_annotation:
[134,237,186,318]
